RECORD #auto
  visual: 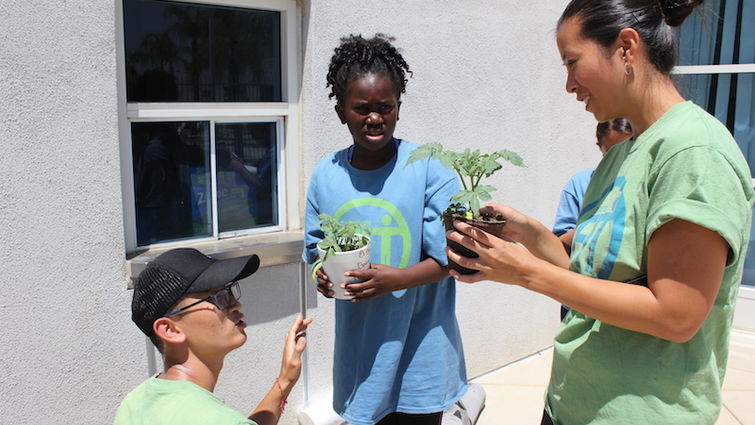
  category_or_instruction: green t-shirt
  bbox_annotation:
[547,101,754,425]
[114,376,258,425]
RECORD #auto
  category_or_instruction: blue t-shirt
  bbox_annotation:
[552,168,594,236]
[302,139,468,425]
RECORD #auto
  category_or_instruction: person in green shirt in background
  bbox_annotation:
[445,0,754,424]
[115,248,312,425]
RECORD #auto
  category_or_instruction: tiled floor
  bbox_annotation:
[471,328,755,425]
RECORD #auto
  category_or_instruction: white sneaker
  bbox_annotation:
[443,383,486,425]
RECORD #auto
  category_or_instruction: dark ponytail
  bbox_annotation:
[558,0,703,75]
[660,0,703,26]
[596,117,634,140]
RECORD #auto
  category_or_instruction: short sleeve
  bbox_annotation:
[646,146,753,265]
[302,174,324,264]
[552,184,581,236]
[421,162,460,265]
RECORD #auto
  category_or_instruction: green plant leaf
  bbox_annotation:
[451,190,475,204]
[475,185,496,193]
[479,157,502,177]
[317,213,371,261]
[476,190,493,202]
[406,143,443,166]
[496,149,526,167]
[471,198,480,214]
[403,143,525,214]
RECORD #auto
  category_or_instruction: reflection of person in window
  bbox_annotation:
[217,147,262,227]
[228,150,263,190]
[224,149,274,226]
[134,128,192,244]
[247,150,275,225]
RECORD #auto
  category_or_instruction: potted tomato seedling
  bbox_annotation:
[406,143,526,274]
[315,213,372,299]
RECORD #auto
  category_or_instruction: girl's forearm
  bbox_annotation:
[398,258,449,290]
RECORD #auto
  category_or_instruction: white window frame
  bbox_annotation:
[673,64,755,75]
[116,0,301,253]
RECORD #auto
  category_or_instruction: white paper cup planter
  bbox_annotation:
[316,238,371,300]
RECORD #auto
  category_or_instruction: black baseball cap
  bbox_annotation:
[132,248,260,337]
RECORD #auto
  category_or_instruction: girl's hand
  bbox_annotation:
[277,315,313,390]
[313,267,335,298]
[342,264,404,301]
[445,219,542,286]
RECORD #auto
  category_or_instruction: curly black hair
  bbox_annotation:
[326,33,412,104]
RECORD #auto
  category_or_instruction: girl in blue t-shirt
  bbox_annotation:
[303,34,468,425]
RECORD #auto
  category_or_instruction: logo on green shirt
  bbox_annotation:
[574,177,627,279]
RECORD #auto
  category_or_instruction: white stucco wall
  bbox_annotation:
[0,1,142,424]
[0,1,601,424]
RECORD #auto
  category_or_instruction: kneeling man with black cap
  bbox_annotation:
[115,248,312,425]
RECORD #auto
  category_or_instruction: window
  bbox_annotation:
[675,0,754,284]
[123,0,282,103]
[117,0,300,252]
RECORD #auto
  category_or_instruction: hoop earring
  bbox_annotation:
[624,62,632,76]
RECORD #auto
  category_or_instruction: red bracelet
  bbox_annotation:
[275,378,288,412]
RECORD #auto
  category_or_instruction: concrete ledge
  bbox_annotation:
[125,230,304,288]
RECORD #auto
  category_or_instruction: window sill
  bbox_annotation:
[125,230,304,289]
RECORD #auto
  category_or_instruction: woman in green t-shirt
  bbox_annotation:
[446,0,754,424]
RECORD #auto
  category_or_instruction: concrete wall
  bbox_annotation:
[0,1,600,424]
[0,1,141,424]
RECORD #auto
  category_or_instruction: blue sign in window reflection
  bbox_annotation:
[215,122,278,233]
[131,121,279,246]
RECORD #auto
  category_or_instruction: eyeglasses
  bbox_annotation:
[164,281,241,318]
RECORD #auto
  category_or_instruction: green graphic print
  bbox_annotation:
[334,197,411,268]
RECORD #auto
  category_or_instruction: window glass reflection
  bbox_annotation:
[677,72,755,285]
[132,121,212,245]
[678,0,754,66]
[123,0,281,102]
[676,73,755,174]
[215,122,278,232]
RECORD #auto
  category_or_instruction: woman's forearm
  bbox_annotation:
[526,256,720,343]
[519,217,571,269]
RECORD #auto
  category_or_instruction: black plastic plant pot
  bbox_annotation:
[442,212,506,275]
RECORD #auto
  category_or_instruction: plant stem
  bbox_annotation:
[472,174,482,189]
[455,169,468,191]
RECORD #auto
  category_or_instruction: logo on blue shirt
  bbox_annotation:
[334,197,412,268]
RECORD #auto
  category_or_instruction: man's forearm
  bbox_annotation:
[248,377,292,425]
